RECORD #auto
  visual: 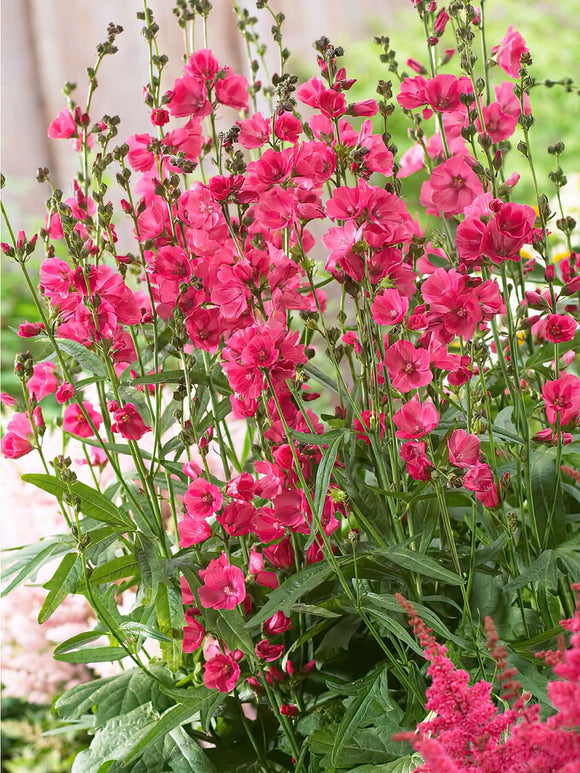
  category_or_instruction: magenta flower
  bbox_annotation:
[428,156,484,217]
[543,314,577,343]
[1,413,34,459]
[184,478,223,518]
[492,25,529,78]
[385,340,433,392]
[110,403,151,441]
[371,289,409,326]
[542,374,580,426]
[203,652,240,693]
[393,395,439,439]
[448,429,481,468]
[198,553,246,611]
[26,362,58,401]
[62,402,102,438]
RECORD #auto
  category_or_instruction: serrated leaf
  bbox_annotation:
[55,667,171,725]
[55,338,108,377]
[39,551,81,624]
[72,703,157,773]
[21,474,135,530]
[331,667,393,764]
[504,550,559,591]
[313,433,343,526]
[373,547,463,586]
[346,755,424,773]
[55,646,127,664]
[123,702,206,764]
[54,630,105,655]
[247,560,339,628]
[216,607,255,657]
[1,535,74,596]
[123,369,184,386]
[530,449,566,548]
[90,554,139,585]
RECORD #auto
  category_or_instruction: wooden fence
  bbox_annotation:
[1,0,405,226]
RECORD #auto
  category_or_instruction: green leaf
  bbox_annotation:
[305,364,339,393]
[360,600,423,657]
[215,608,255,657]
[504,550,559,591]
[363,592,468,648]
[55,646,127,664]
[54,630,105,655]
[38,552,81,624]
[346,756,424,773]
[21,474,135,530]
[291,603,341,618]
[118,622,172,643]
[123,702,207,765]
[55,667,171,725]
[1,535,74,596]
[55,338,108,377]
[373,547,463,586]
[331,666,393,765]
[71,703,157,773]
[292,428,349,446]
[90,554,139,585]
[530,449,566,548]
[313,433,344,526]
[247,560,338,627]
[123,369,184,386]
[156,583,184,671]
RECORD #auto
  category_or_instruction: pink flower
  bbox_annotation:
[542,374,580,426]
[400,440,433,481]
[264,611,292,637]
[448,429,480,468]
[126,133,154,172]
[55,382,75,404]
[47,109,77,139]
[493,25,529,78]
[543,314,577,343]
[397,76,428,110]
[110,403,151,440]
[184,478,223,518]
[425,74,472,112]
[371,289,409,326]
[26,362,58,401]
[463,462,499,507]
[428,156,484,217]
[255,639,285,662]
[203,652,240,692]
[62,402,102,438]
[178,515,211,547]
[183,613,205,653]
[1,413,34,459]
[393,395,440,439]
[214,68,249,110]
[198,552,246,610]
[238,113,270,148]
[385,340,433,392]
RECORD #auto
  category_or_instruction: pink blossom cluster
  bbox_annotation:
[397,592,580,772]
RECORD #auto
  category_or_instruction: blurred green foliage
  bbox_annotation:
[1,696,89,773]
[342,0,580,205]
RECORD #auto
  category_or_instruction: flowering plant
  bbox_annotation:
[1,0,579,770]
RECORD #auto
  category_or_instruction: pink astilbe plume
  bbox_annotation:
[396,592,580,772]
